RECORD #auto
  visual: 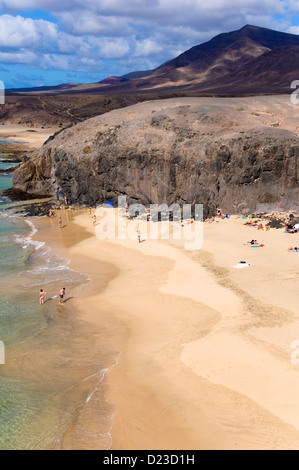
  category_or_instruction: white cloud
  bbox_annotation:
[0,14,127,70]
[0,15,57,49]
[0,1,297,85]
[0,49,38,64]
[289,0,299,13]
[58,11,132,36]
[288,25,299,34]
[90,37,130,59]
[134,38,164,57]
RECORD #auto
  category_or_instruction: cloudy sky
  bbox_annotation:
[0,0,298,89]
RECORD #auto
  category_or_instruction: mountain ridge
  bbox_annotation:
[6,24,299,96]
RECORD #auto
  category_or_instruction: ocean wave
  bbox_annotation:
[25,219,38,237]
[4,214,90,289]
[15,235,45,251]
[23,248,90,288]
[0,196,10,204]
[14,219,43,250]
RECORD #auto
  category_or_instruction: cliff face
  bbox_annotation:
[13,96,299,216]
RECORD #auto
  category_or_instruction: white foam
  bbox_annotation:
[25,219,37,237]
[15,235,45,250]
[8,216,90,288]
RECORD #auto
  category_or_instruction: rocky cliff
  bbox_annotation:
[13,96,299,216]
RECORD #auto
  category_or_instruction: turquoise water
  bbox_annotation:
[0,193,116,448]
[0,163,19,171]
[0,174,13,192]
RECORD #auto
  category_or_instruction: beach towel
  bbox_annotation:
[233,263,251,269]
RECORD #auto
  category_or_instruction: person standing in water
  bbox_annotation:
[40,289,46,305]
[58,288,65,305]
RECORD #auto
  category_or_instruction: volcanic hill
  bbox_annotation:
[13,96,299,216]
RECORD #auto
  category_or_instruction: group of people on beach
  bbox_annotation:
[205,208,230,223]
[286,215,299,252]
[39,288,65,305]
[243,220,270,231]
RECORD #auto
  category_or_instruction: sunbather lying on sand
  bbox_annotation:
[244,240,265,247]
[288,246,299,252]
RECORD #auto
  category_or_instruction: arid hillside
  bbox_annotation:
[0,93,167,127]
[13,96,299,216]
[8,25,299,98]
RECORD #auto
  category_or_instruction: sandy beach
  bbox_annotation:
[0,124,58,151]
[29,206,299,450]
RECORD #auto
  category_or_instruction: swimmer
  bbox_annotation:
[58,288,65,305]
[40,289,46,305]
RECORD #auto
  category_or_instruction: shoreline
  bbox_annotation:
[0,124,59,152]
[31,208,299,449]
[32,210,224,450]
[3,124,299,449]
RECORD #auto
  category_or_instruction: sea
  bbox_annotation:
[0,150,116,449]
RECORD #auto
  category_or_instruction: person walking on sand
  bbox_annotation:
[59,217,62,228]
[40,289,46,305]
[49,208,53,218]
[93,215,96,226]
[58,288,65,305]
[137,229,141,243]
[88,207,92,217]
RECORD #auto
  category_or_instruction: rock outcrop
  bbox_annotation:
[13,97,299,216]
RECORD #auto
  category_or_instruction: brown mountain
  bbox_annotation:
[7,24,299,97]
[2,25,299,128]
[102,24,299,95]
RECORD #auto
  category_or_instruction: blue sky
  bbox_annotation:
[0,0,298,89]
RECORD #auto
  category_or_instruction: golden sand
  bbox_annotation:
[30,207,299,450]
[0,124,58,149]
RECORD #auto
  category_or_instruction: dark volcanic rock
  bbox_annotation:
[13,97,299,217]
[1,188,50,201]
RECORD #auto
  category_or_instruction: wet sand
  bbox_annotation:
[31,208,299,450]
